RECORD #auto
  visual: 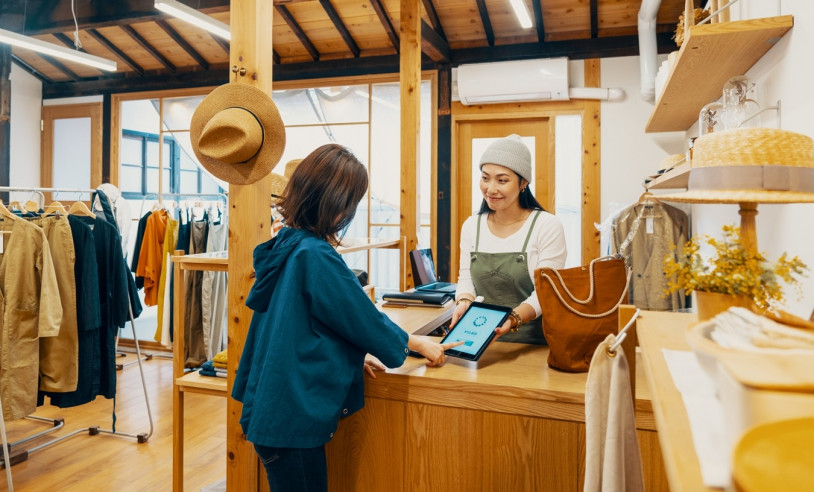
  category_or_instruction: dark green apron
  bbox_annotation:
[471,211,546,345]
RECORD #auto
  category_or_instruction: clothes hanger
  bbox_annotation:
[43,201,68,216]
[0,201,19,221]
[24,200,40,212]
[8,201,22,212]
[68,200,97,219]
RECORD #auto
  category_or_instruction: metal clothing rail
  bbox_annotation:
[0,185,155,472]
[139,192,228,219]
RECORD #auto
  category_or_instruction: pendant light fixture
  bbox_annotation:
[154,0,231,40]
[0,27,117,72]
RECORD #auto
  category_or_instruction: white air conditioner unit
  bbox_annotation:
[456,57,569,105]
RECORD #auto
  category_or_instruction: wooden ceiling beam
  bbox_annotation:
[453,32,676,64]
[318,0,360,57]
[87,28,145,76]
[210,33,230,55]
[273,49,281,64]
[421,0,446,41]
[590,0,599,38]
[275,5,320,61]
[37,53,82,81]
[120,25,176,72]
[10,54,52,84]
[52,32,89,54]
[18,0,230,35]
[369,0,398,53]
[475,0,495,47]
[155,20,209,70]
[421,20,448,63]
[531,0,545,43]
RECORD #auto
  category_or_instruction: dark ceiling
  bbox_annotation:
[0,0,689,98]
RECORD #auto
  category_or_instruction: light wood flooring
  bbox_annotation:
[0,353,226,492]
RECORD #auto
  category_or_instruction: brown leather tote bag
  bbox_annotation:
[535,256,631,372]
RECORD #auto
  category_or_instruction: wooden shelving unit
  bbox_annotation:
[645,15,793,133]
[646,162,690,190]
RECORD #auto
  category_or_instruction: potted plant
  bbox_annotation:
[663,225,808,319]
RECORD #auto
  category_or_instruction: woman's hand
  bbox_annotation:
[363,355,386,378]
[408,335,465,367]
[450,298,473,327]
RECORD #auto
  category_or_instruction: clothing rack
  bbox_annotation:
[139,192,228,219]
[0,185,155,477]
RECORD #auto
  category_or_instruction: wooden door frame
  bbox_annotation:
[450,96,601,277]
[41,103,103,199]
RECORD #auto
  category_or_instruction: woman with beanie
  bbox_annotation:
[451,134,567,345]
[232,144,462,491]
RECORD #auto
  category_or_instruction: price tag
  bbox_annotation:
[646,217,654,235]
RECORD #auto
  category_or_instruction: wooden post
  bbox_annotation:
[582,59,601,264]
[684,0,694,43]
[618,305,638,406]
[400,0,421,291]
[738,202,759,253]
[0,45,10,204]
[226,0,276,490]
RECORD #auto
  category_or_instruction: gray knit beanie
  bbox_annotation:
[478,134,532,183]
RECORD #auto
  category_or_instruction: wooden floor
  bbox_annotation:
[0,354,226,492]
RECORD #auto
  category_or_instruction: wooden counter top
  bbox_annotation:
[376,304,655,430]
[636,310,714,491]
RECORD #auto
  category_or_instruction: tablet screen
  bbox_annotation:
[442,302,512,361]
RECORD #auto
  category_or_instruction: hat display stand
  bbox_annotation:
[656,127,814,254]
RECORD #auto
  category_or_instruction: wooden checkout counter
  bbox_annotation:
[325,304,669,492]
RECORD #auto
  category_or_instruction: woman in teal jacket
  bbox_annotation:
[232,144,460,491]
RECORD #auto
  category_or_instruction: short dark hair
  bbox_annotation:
[478,171,544,214]
[278,144,368,245]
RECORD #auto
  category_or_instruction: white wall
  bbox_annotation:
[9,62,42,197]
[600,0,814,316]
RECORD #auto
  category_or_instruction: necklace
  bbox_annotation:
[490,211,529,227]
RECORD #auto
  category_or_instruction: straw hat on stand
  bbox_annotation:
[658,128,814,204]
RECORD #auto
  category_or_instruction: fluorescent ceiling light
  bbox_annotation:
[155,0,231,40]
[509,0,533,29]
[0,27,117,72]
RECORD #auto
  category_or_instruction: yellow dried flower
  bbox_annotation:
[663,225,807,309]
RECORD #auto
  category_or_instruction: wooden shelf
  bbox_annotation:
[646,162,690,190]
[176,371,227,397]
[645,15,793,133]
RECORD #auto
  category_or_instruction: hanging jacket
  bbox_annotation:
[232,227,410,448]
[0,217,62,420]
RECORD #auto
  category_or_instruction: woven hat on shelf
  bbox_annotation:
[657,127,814,204]
[270,173,288,203]
[191,83,286,185]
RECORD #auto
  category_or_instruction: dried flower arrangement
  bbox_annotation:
[663,225,808,309]
[674,8,710,47]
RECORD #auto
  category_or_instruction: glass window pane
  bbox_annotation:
[555,115,583,268]
[419,81,432,227]
[121,99,159,133]
[53,117,91,190]
[121,136,143,166]
[369,225,400,295]
[370,83,400,223]
[162,96,204,131]
[120,166,142,193]
[274,85,368,125]
[179,170,199,194]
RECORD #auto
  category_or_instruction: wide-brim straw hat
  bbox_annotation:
[658,128,814,204]
[191,83,286,185]
[270,172,288,203]
[284,158,302,179]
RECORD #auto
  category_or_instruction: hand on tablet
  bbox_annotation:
[408,335,464,367]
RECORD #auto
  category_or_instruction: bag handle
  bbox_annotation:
[539,256,632,319]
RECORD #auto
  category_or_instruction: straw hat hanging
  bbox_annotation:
[190,83,286,185]
[658,128,814,204]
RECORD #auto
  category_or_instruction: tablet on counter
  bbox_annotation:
[441,302,512,361]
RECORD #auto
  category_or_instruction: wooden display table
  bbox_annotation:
[326,315,668,491]
[636,310,712,491]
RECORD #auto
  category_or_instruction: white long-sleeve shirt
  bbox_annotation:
[456,211,567,317]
